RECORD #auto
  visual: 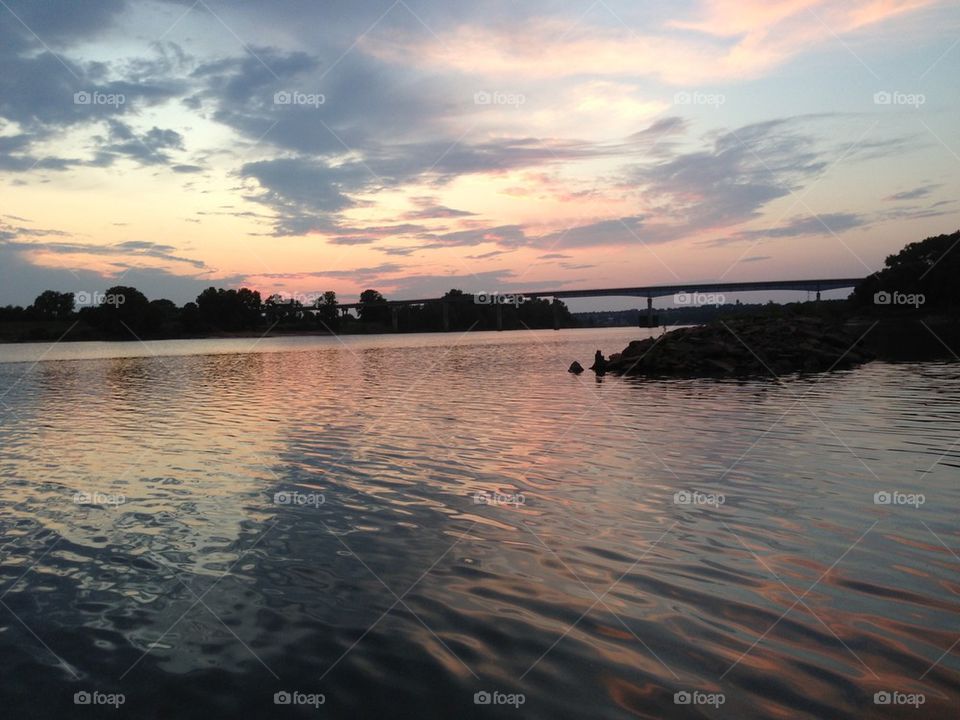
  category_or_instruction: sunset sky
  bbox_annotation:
[1,0,958,308]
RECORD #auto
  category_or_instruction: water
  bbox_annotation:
[0,328,957,718]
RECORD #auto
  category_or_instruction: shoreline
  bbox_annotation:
[0,323,640,347]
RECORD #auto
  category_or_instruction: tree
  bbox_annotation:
[264,294,302,324]
[89,285,152,336]
[197,287,262,330]
[180,302,201,333]
[314,291,339,331]
[853,230,960,309]
[358,289,389,324]
[30,290,75,320]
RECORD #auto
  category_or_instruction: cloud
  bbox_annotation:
[713,212,868,244]
[403,204,477,220]
[3,236,211,270]
[884,184,940,201]
[89,120,187,166]
[364,1,938,85]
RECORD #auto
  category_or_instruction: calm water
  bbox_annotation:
[0,328,957,719]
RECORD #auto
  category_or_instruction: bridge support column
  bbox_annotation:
[392,306,399,332]
[647,296,653,328]
[496,303,502,331]
[553,301,560,330]
[442,302,450,331]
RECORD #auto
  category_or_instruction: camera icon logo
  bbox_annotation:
[873,291,891,305]
[274,91,292,105]
[474,691,492,705]
[874,691,891,704]
[674,691,692,704]
[873,91,892,105]
[274,691,292,705]
[474,91,491,105]
[74,691,91,705]
[274,491,291,505]
[74,91,91,105]
[873,491,891,505]
[673,490,691,505]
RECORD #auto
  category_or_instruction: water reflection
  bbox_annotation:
[0,331,957,718]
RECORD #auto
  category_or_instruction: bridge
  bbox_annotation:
[334,277,865,331]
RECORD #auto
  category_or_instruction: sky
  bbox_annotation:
[0,0,958,310]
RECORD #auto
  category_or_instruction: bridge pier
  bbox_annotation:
[647,296,653,328]
[553,300,560,330]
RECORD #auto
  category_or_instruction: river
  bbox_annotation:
[0,328,957,718]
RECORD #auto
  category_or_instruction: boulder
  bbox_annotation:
[603,315,873,378]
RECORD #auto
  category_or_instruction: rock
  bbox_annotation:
[602,314,874,378]
[568,361,584,373]
[589,350,607,375]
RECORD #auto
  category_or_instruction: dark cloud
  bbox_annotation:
[88,121,188,166]
[884,184,940,201]
[712,213,867,245]
[531,216,646,249]
[403,204,477,220]
[255,263,404,283]
[2,236,211,270]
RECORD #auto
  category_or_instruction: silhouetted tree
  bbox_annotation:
[29,290,75,320]
[197,287,262,330]
[854,230,960,309]
[359,289,389,324]
[314,291,339,331]
[85,285,152,336]
[180,302,201,333]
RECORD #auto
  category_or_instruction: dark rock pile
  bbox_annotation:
[605,315,873,377]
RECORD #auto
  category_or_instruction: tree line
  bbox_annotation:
[0,285,575,340]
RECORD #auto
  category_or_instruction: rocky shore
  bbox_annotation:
[602,315,873,377]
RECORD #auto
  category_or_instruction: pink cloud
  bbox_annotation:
[364,0,938,85]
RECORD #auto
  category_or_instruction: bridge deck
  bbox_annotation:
[335,278,864,308]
